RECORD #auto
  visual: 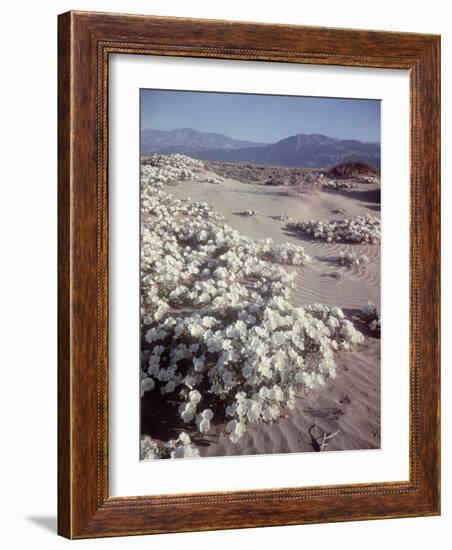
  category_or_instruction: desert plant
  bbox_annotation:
[139,155,365,452]
[322,179,357,190]
[362,302,381,335]
[140,432,200,460]
[288,214,380,244]
[337,251,370,266]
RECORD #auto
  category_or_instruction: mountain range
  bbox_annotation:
[141,127,380,170]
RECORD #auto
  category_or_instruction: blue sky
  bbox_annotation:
[141,89,380,143]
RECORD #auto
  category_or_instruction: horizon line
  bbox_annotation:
[141,126,381,144]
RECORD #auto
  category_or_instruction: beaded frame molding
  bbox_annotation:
[58,11,440,539]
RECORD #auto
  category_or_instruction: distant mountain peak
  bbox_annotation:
[141,128,380,170]
[141,127,268,153]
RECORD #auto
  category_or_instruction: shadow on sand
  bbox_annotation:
[325,187,381,211]
[282,225,318,244]
[342,307,381,339]
[141,389,217,448]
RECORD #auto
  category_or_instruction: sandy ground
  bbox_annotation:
[142,167,381,456]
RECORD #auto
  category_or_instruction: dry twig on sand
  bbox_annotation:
[319,429,341,451]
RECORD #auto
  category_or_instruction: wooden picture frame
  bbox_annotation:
[58,10,440,539]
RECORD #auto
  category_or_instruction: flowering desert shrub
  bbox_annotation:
[206,176,222,185]
[322,179,357,190]
[141,154,204,188]
[337,251,370,266]
[141,432,200,460]
[140,155,366,454]
[288,214,380,244]
[362,302,381,335]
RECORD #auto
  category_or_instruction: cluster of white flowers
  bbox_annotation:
[205,176,222,185]
[337,251,370,267]
[322,179,357,190]
[268,242,311,266]
[288,214,380,244]
[140,432,200,460]
[142,299,363,444]
[360,175,379,184]
[140,155,365,447]
[362,302,381,335]
[141,154,204,188]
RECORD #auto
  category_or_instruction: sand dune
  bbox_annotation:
[147,166,381,456]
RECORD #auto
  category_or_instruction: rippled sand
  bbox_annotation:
[148,167,381,456]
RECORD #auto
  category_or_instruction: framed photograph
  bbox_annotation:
[58,11,440,538]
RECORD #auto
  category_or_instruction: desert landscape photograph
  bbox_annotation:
[139,89,381,460]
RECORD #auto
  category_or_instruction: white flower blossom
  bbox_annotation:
[288,214,380,244]
[337,250,370,266]
[140,377,155,397]
[139,155,368,452]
